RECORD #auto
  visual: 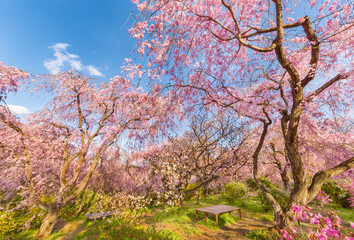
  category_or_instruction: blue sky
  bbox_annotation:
[0,0,136,114]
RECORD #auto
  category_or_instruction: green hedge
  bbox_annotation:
[222,182,247,203]
[321,180,351,208]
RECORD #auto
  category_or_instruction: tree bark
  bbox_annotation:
[274,211,291,229]
[307,156,354,203]
[196,191,200,204]
[36,210,60,239]
[270,142,292,192]
[281,166,291,192]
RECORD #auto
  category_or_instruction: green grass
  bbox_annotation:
[197,212,240,230]
[246,228,281,240]
[221,196,274,221]
[10,193,353,240]
[142,195,245,239]
[327,202,354,223]
[141,194,244,239]
[149,195,241,228]
[71,219,178,240]
[6,229,37,240]
[9,194,268,239]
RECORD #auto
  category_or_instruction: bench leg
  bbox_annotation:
[204,212,208,222]
[238,209,242,219]
[215,214,218,227]
[196,210,198,222]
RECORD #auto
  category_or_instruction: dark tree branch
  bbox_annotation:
[301,16,320,88]
[306,74,349,101]
[307,157,354,202]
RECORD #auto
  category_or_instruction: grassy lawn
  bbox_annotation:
[10,194,353,239]
[327,202,354,224]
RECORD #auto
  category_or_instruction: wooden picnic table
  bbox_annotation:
[85,211,118,223]
[195,205,242,227]
[85,211,114,220]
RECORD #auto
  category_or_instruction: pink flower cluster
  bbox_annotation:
[339,181,354,208]
[0,62,29,98]
[316,190,333,206]
[279,227,297,240]
[279,205,352,240]
[291,205,312,222]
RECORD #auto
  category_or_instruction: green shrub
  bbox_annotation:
[24,207,45,229]
[246,178,258,191]
[0,206,45,238]
[0,191,46,238]
[222,182,247,203]
[258,188,289,212]
[0,211,19,238]
[0,190,98,238]
[321,180,351,208]
[59,202,78,220]
[59,191,97,220]
[206,187,217,195]
[245,177,288,212]
[246,177,278,191]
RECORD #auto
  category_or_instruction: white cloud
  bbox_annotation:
[86,65,104,77]
[44,43,104,77]
[8,105,31,115]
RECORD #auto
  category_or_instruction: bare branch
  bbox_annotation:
[305,74,349,101]
[242,21,305,38]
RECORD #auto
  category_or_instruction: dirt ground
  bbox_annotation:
[189,211,272,240]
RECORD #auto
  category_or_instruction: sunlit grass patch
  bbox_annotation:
[71,218,176,240]
[10,229,37,240]
[327,203,354,223]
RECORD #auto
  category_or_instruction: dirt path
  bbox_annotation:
[52,219,86,240]
[190,211,272,240]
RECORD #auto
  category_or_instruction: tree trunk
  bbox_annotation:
[274,210,289,229]
[281,166,291,192]
[36,210,60,239]
[196,191,200,204]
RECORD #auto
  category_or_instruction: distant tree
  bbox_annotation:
[138,112,250,206]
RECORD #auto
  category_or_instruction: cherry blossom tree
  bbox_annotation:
[182,112,251,195]
[131,0,354,227]
[0,62,29,101]
[0,63,30,205]
[137,111,250,206]
[260,116,353,192]
[0,66,176,238]
[90,146,153,195]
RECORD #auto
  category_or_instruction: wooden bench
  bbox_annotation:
[85,211,118,223]
[195,205,241,227]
